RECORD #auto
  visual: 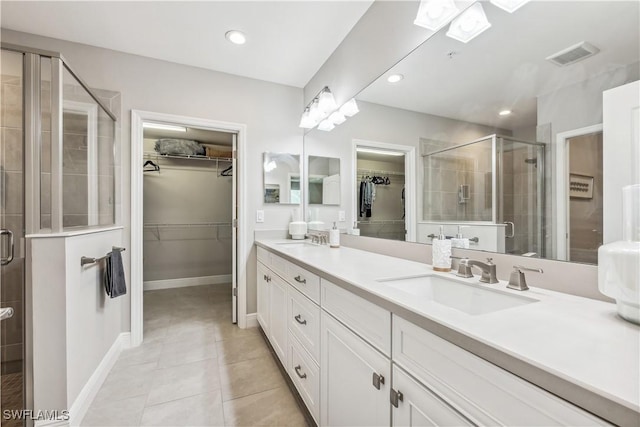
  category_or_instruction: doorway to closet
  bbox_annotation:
[131,111,247,346]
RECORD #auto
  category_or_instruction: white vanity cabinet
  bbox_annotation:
[320,311,390,426]
[268,273,288,364]
[256,262,270,334]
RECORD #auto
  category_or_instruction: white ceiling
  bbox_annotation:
[0,1,373,88]
[358,1,640,131]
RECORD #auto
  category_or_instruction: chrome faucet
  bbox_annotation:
[464,258,499,284]
[307,231,329,245]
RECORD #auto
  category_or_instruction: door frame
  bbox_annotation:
[130,110,248,346]
[555,124,603,261]
[352,139,416,242]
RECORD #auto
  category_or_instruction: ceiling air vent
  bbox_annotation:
[546,41,600,67]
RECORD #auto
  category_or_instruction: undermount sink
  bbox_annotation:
[377,275,537,315]
[276,241,316,249]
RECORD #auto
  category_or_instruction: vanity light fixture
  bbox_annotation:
[225,30,246,45]
[318,87,338,115]
[356,148,405,157]
[308,98,323,123]
[299,107,316,129]
[318,119,336,132]
[414,0,460,31]
[339,98,359,117]
[446,2,491,43]
[329,111,347,125]
[499,109,512,116]
[387,74,404,84]
[490,0,531,13]
[142,122,187,132]
[263,160,277,172]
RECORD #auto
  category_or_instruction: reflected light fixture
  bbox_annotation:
[356,148,405,157]
[339,99,359,117]
[299,107,316,129]
[414,0,460,31]
[225,30,246,45]
[329,111,347,125]
[263,160,277,172]
[143,122,187,132]
[499,110,512,116]
[446,2,491,43]
[387,74,404,84]
[308,98,322,123]
[490,0,531,13]
[318,87,338,114]
[318,119,335,132]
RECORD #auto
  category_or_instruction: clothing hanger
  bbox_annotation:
[143,160,160,172]
[221,164,233,176]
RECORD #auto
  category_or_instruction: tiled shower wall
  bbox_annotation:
[1,71,24,373]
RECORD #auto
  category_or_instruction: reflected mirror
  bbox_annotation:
[308,156,341,205]
[303,0,639,264]
[263,152,301,204]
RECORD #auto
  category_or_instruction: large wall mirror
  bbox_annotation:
[303,0,639,265]
[308,156,341,205]
[263,152,301,204]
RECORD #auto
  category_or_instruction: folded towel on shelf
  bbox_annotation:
[104,250,127,298]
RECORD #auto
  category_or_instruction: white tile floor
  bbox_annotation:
[81,284,308,426]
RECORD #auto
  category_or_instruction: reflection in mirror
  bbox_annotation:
[303,0,639,265]
[308,156,340,205]
[263,152,301,204]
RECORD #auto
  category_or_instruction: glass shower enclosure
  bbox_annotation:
[422,134,545,256]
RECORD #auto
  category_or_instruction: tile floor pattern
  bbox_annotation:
[82,285,308,426]
[1,372,23,427]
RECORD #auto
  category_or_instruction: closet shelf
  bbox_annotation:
[143,222,233,241]
[144,151,232,162]
[357,168,405,176]
[357,219,405,225]
[144,222,232,228]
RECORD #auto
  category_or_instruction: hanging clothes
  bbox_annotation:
[359,178,374,217]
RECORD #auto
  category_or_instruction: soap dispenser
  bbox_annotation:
[451,226,470,249]
[432,226,452,272]
[330,222,340,248]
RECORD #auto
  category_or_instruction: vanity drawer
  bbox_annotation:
[287,333,320,423]
[287,286,321,363]
[321,278,391,356]
[392,315,608,426]
[257,246,288,279]
[285,260,320,304]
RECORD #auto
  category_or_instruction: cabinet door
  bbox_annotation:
[269,274,288,365]
[321,311,390,427]
[392,366,473,427]
[257,262,270,334]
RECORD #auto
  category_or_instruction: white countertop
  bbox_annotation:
[256,239,640,423]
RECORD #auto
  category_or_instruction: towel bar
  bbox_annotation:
[81,247,126,267]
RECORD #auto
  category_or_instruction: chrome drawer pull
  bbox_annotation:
[294,275,306,284]
[372,372,385,390]
[390,389,404,408]
[294,314,307,325]
[294,365,307,379]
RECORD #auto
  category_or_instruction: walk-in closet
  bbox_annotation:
[142,124,235,331]
[356,150,406,241]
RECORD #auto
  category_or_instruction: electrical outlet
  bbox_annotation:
[338,211,346,222]
[256,210,265,223]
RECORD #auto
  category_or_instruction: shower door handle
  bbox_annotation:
[0,307,14,321]
[503,222,515,239]
[0,229,14,266]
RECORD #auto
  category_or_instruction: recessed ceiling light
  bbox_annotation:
[143,122,187,132]
[225,30,246,45]
[499,110,512,116]
[387,74,404,84]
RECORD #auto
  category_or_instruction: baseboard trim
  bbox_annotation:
[69,332,131,426]
[245,313,258,328]
[143,275,232,291]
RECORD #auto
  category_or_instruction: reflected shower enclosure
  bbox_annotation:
[422,135,545,256]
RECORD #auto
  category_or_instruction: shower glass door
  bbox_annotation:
[1,49,26,427]
[498,137,545,257]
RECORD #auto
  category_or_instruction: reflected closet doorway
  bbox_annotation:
[131,111,247,347]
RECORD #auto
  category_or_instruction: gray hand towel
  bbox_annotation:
[104,250,127,298]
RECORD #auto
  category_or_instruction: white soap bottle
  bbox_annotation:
[351,221,360,236]
[432,226,452,272]
[451,226,470,249]
[330,222,340,248]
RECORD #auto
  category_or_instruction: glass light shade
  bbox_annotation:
[598,184,640,325]
[299,108,316,129]
[318,88,338,114]
[317,119,335,132]
[414,0,460,31]
[446,2,492,43]
[308,99,322,122]
[339,98,359,117]
[490,0,530,13]
[329,111,346,125]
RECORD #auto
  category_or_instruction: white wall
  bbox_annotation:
[304,100,508,231]
[1,29,304,319]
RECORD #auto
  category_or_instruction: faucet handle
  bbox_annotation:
[486,257,494,264]
[508,265,542,291]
